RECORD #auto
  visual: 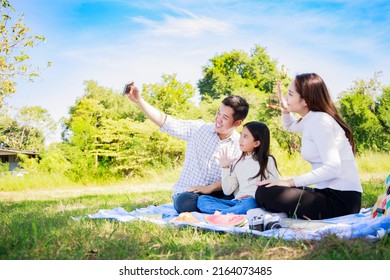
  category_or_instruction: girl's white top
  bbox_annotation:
[221,155,279,198]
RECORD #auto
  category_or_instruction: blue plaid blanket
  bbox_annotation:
[74,203,390,242]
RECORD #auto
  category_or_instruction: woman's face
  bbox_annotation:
[286,80,309,116]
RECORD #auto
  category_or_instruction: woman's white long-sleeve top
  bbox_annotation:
[221,155,279,198]
[283,111,362,192]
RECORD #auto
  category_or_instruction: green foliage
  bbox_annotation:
[197,45,280,99]
[15,153,39,172]
[0,161,9,174]
[59,144,97,183]
[0,108,45,151]
[338,73,389,152]
[0,105,56,151]
[0,0,50,106]
[91,118,185,176]
[16,106,57,141]
[191,95,222,122]
[376,86,390,141]
[267,115,302,155]
[142,73,197,116]
[196,45,298,154]
[35,143,72,174]
[62,80,186,181]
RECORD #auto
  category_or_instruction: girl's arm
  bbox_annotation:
[221,167,239,196]
[219,148,239,196]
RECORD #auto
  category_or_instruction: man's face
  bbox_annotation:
[214,104,236,137]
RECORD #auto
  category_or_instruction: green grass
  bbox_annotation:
[0,151,389,260]
[0,165,180,192]
[0,178,389,260]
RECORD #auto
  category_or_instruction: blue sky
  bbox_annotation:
[5,0,390,141]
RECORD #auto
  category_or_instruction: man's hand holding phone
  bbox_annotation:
[122,81,134,96]
[123,81,142,103]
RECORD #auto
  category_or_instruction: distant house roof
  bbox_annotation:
[0,147,38,156]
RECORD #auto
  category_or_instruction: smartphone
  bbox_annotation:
[122,82,134,96]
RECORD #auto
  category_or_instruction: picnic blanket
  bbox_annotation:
[73,203,390,242]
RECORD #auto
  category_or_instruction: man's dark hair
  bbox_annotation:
[222,95,249,122]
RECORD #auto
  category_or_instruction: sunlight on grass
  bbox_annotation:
[0,172,78,191]
[356,151,390,184]
[0,151,389,260]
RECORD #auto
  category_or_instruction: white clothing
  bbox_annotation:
[283,111,362,192]
[160,115,241,196]
[221,155,279,198]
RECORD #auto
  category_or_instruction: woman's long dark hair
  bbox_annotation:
[234,121,278,180]
[294,73,356,154]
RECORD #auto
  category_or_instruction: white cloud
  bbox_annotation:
[132,13,231,37]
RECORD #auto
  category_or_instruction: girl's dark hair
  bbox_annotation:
[294,73,356,154]
[234,121,278,180]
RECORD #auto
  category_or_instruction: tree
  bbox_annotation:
[63,80,186,178]
[62,81,129,178]
[338,73,388,152]
[376,86,390,150]
[197,45,299,153]
[0,0,49,106]
[197,45,279,99]
[15,106,57,146]
[0,118,44,151]
[63,80,138,147]
[142,73,196,117]
[377,87,390,131]
[0,106,46,151]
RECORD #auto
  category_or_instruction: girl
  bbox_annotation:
[197,121,279,214]
[256,74,362,220]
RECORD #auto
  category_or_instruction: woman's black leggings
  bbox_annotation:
[255,186,361,220]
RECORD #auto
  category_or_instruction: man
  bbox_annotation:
[125,82,249,213]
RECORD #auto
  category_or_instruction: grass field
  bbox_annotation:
[0,170,389,260]
[0,151,389,260]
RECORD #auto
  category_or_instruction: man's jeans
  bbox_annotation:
[173,191,234,213]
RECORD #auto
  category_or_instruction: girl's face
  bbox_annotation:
[239,126,260,155]
[286,80,309,116]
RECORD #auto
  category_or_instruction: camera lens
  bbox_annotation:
[265,221,281,230]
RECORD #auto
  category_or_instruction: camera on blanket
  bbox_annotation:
[249,213,282,231]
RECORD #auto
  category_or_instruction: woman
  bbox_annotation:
[255,73,362,220]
